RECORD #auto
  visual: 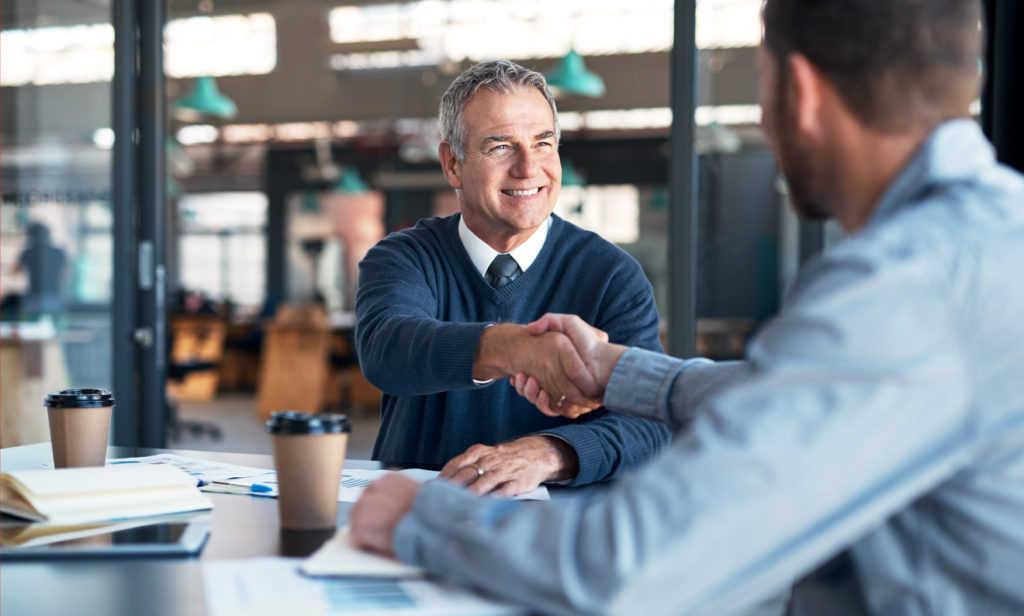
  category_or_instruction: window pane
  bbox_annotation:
[1,1,114,447]
[177,192,267,313]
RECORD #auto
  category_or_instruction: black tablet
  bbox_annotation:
[0,514,210,560]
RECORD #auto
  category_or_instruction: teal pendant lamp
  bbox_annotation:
[332,167,369,194]
[545,50,606,98]
[174,76,238,120]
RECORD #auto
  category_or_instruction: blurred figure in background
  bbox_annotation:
[16,222,67,318]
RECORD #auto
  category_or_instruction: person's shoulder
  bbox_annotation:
[370,214,459,252]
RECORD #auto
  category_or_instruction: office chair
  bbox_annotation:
[166,314,225,441]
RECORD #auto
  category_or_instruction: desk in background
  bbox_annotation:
[0,320,70,448]
[256,308,381,419]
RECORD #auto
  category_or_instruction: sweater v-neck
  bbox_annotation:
[449,214,564,303]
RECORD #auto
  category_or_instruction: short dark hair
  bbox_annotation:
[439,60,559,162]
[762,0,983,132]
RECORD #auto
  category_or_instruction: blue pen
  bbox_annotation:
[204,481,275,495]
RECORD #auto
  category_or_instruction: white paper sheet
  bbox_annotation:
[105,453,272,485]
[301,526,424,578]
[202,557,524,616]
[105,455,550,502]
[219,468,550,502]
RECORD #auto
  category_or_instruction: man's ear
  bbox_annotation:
[438,142,463,190]
[786,53,827,138]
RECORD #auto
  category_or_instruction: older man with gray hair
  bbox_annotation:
[355,60,669,496]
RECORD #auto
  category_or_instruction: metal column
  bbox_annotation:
[111,0,167,448]
[667,0,699,357]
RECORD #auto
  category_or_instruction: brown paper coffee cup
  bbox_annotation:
[44,389,115,468]
[267,411,350,531]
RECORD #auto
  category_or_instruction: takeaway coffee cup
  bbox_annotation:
[44,388,115,468]
[266,411,350,530]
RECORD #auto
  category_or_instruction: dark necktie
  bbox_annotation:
[485,254,522,289]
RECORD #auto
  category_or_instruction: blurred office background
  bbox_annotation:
[1,0,1021,456]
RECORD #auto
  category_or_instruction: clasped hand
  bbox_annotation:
[511,313,624,419]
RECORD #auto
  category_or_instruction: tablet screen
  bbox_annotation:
[0,515,210,559]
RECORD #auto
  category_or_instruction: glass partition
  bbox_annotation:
[691,0,785,359]
[1,1,115,447]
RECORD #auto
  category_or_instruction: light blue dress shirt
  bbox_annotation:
[392,119,1024,616]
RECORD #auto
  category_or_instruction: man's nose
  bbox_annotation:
[510,149,540,177]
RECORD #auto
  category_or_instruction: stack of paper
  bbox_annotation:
[0,465,213,525]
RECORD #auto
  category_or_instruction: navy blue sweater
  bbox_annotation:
[355,214,669,485]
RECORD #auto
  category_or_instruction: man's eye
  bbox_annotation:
[489,144,511,153]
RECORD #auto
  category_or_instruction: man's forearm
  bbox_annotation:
[473,324,602,407]
[472,323,529,381]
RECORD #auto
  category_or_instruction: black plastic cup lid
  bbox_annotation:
[44,388,115,408]
[266,411,350,435]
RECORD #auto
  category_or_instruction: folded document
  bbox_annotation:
[0,465,213,525]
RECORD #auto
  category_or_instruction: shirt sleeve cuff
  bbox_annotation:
[604,348,712,429]
[530,433,573,486]
[536,422,606,486]
[471,323,496,385]
[392,480,466,566]
[392,479,514,567]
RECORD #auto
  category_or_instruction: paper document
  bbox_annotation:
[202,557,524,616]
[104,454,549,502]
[302,526,424,578]
[219,468,550,503]
[106,453,273,485]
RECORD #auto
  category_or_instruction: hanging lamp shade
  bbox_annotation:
[332,167,369,194]
[174,76,238,120]
[544,50,606,98]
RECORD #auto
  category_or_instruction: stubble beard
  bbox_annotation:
[773,94,833,222]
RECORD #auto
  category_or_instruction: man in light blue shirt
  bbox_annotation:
[351,1,1024,614]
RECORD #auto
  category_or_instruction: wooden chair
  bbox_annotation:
[168,314,226,402]
[323,328,382,414]
[256,304,331,420]
[167,314,227,440]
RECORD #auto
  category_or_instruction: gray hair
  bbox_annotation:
[439,60,560,162]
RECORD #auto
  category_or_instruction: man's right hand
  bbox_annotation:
[473,323,604,410]
[512,314,629,417]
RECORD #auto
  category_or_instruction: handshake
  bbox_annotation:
[495,314,630,419]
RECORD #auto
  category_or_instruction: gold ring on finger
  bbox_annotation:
[470,463,485,477]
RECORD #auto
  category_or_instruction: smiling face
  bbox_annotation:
[439,86,561,252]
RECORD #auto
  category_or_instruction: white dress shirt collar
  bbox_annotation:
[458,215,551,278]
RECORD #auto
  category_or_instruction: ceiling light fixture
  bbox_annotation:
[332,167,369,194]
[174,76,238,121]
[544,50,606,98]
